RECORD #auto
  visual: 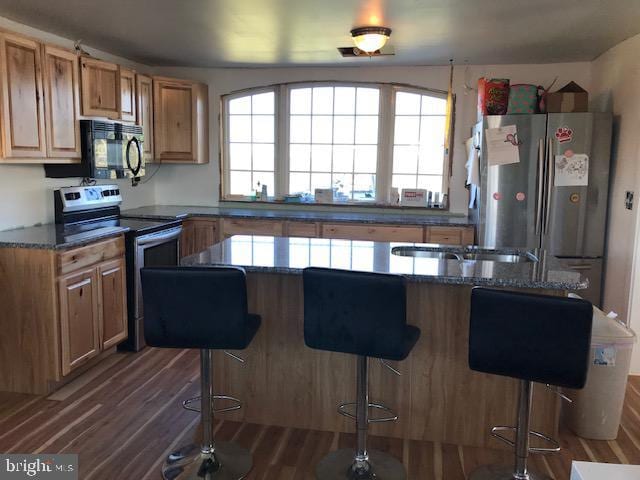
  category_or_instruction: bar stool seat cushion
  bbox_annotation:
[469,288,593,389]
[303,267,420,361]
[142,266,261,350]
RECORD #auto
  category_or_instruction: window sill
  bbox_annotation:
[220,197,450,213]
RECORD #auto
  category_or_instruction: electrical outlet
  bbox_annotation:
[625,191,634,210]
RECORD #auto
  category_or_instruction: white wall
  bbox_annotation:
[0,17,156,231]
[591,32,640,373]
[150,63,591,214]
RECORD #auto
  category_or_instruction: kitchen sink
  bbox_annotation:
[391,247,538,263]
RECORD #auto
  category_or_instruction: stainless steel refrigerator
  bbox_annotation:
[471,113,612,306]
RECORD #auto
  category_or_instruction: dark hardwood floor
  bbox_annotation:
[0,348,638,479]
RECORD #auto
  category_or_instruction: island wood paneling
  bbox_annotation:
[211,273,561,448]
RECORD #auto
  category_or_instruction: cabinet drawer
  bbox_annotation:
[286,221,319,238]
[58,236,125,275]
[427,227,465,245]
[222,218,284,237]
[321,223,423,242]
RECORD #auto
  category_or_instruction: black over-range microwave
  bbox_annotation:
[44,120,145,182]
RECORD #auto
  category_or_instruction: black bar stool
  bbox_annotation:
[303,267,421,480]
[468,288,592,480]
[142,266,261,480]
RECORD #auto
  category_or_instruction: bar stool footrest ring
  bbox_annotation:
[338,401,398,423]
[182,395,242,414]
[490,426,561,454]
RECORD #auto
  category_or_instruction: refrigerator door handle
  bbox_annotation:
[535,138,545,236]
[543,138,554,235]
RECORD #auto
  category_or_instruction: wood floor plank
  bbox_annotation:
[0,348,639,479]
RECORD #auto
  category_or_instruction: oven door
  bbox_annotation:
[134,226,182,319]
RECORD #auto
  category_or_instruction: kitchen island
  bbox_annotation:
[182,236,586,448]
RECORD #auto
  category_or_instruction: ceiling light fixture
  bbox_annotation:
[350,26,392,54]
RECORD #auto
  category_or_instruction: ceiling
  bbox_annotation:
[0,0,638,67]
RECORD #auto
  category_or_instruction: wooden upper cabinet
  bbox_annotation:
[42,45,81,160]
[136,74,154,161]
[119,67,136,122]
[98,258,128,349]
[58,267,100,376]
[0,33,47,159]
[80,57,120,119]
[153,76,208,163]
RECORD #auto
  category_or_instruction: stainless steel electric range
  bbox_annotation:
[54,184,182,351]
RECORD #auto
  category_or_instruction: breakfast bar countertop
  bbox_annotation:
[121,204,474,227]
[181,235,587,291]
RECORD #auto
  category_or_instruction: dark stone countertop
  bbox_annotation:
[0,224,129,250]
[120,205,474,227]
[181,236,587,290]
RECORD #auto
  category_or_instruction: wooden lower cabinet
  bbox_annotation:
[59,267,100,376]
[221,218,284,238]
[98,258,128,349]
[285,221,319,238]
[57,239,128,376]
[181,218,219,257]
[426,226,475,246]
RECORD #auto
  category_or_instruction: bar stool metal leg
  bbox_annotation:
[316,356,406,480]
[469,381,553,480]
[162,349,253,480]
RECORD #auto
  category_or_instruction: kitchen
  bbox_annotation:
[0,1,639,479]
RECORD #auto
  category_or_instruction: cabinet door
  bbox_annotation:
[180,220,196,258]
[193,219,219,252]
[321,223,423,242]
[136,74,154,161]
[80,57,119,118]
[59,267,100,376]
[119,67,136,122]
[0,33,47,158]
[98,258,128,349]
[153,77,208,163]
[42,44,81,160]
[222,218,284,238]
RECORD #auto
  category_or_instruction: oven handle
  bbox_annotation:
[135,226,182,246]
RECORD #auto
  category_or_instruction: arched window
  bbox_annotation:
[222,82,449,206]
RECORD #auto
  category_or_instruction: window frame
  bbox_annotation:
[221,81,450,205]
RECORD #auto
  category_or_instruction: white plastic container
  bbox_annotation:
[564,304,636,440]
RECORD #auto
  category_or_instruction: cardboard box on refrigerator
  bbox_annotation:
[546,81,588,113]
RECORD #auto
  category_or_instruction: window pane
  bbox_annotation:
[230,170,252,195]
[354,145,377,173]
[353,174,376,200]
[417,175,443,193]
[333,116,355,144]
[394,116,420,145]
[355,116,378,144]
[333,172,353,199]
[311,144,331,172]
[290,172,310,193]
[395,92,421,115]
[312,116,333,143]
[252,144,274,171]
[393,146,419,174]
[312,87,334,114]
[290,144,311,171]
[253,171,274,194]
[252,116,274,142]
[333,145,353,172]
[311,172,332,192]
[229,143,251,170]
[290,115,311,143]
[334,87,356,114]
[422,95,446,115]
[392,174,418,191]
[290,88,312,114]
[229,115,251,142]
[229,96,251,114]
[252,92,274,114]
[356,88,380,114]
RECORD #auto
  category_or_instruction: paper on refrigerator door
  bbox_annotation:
[555,154,589,186]
[485,125,520,166]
